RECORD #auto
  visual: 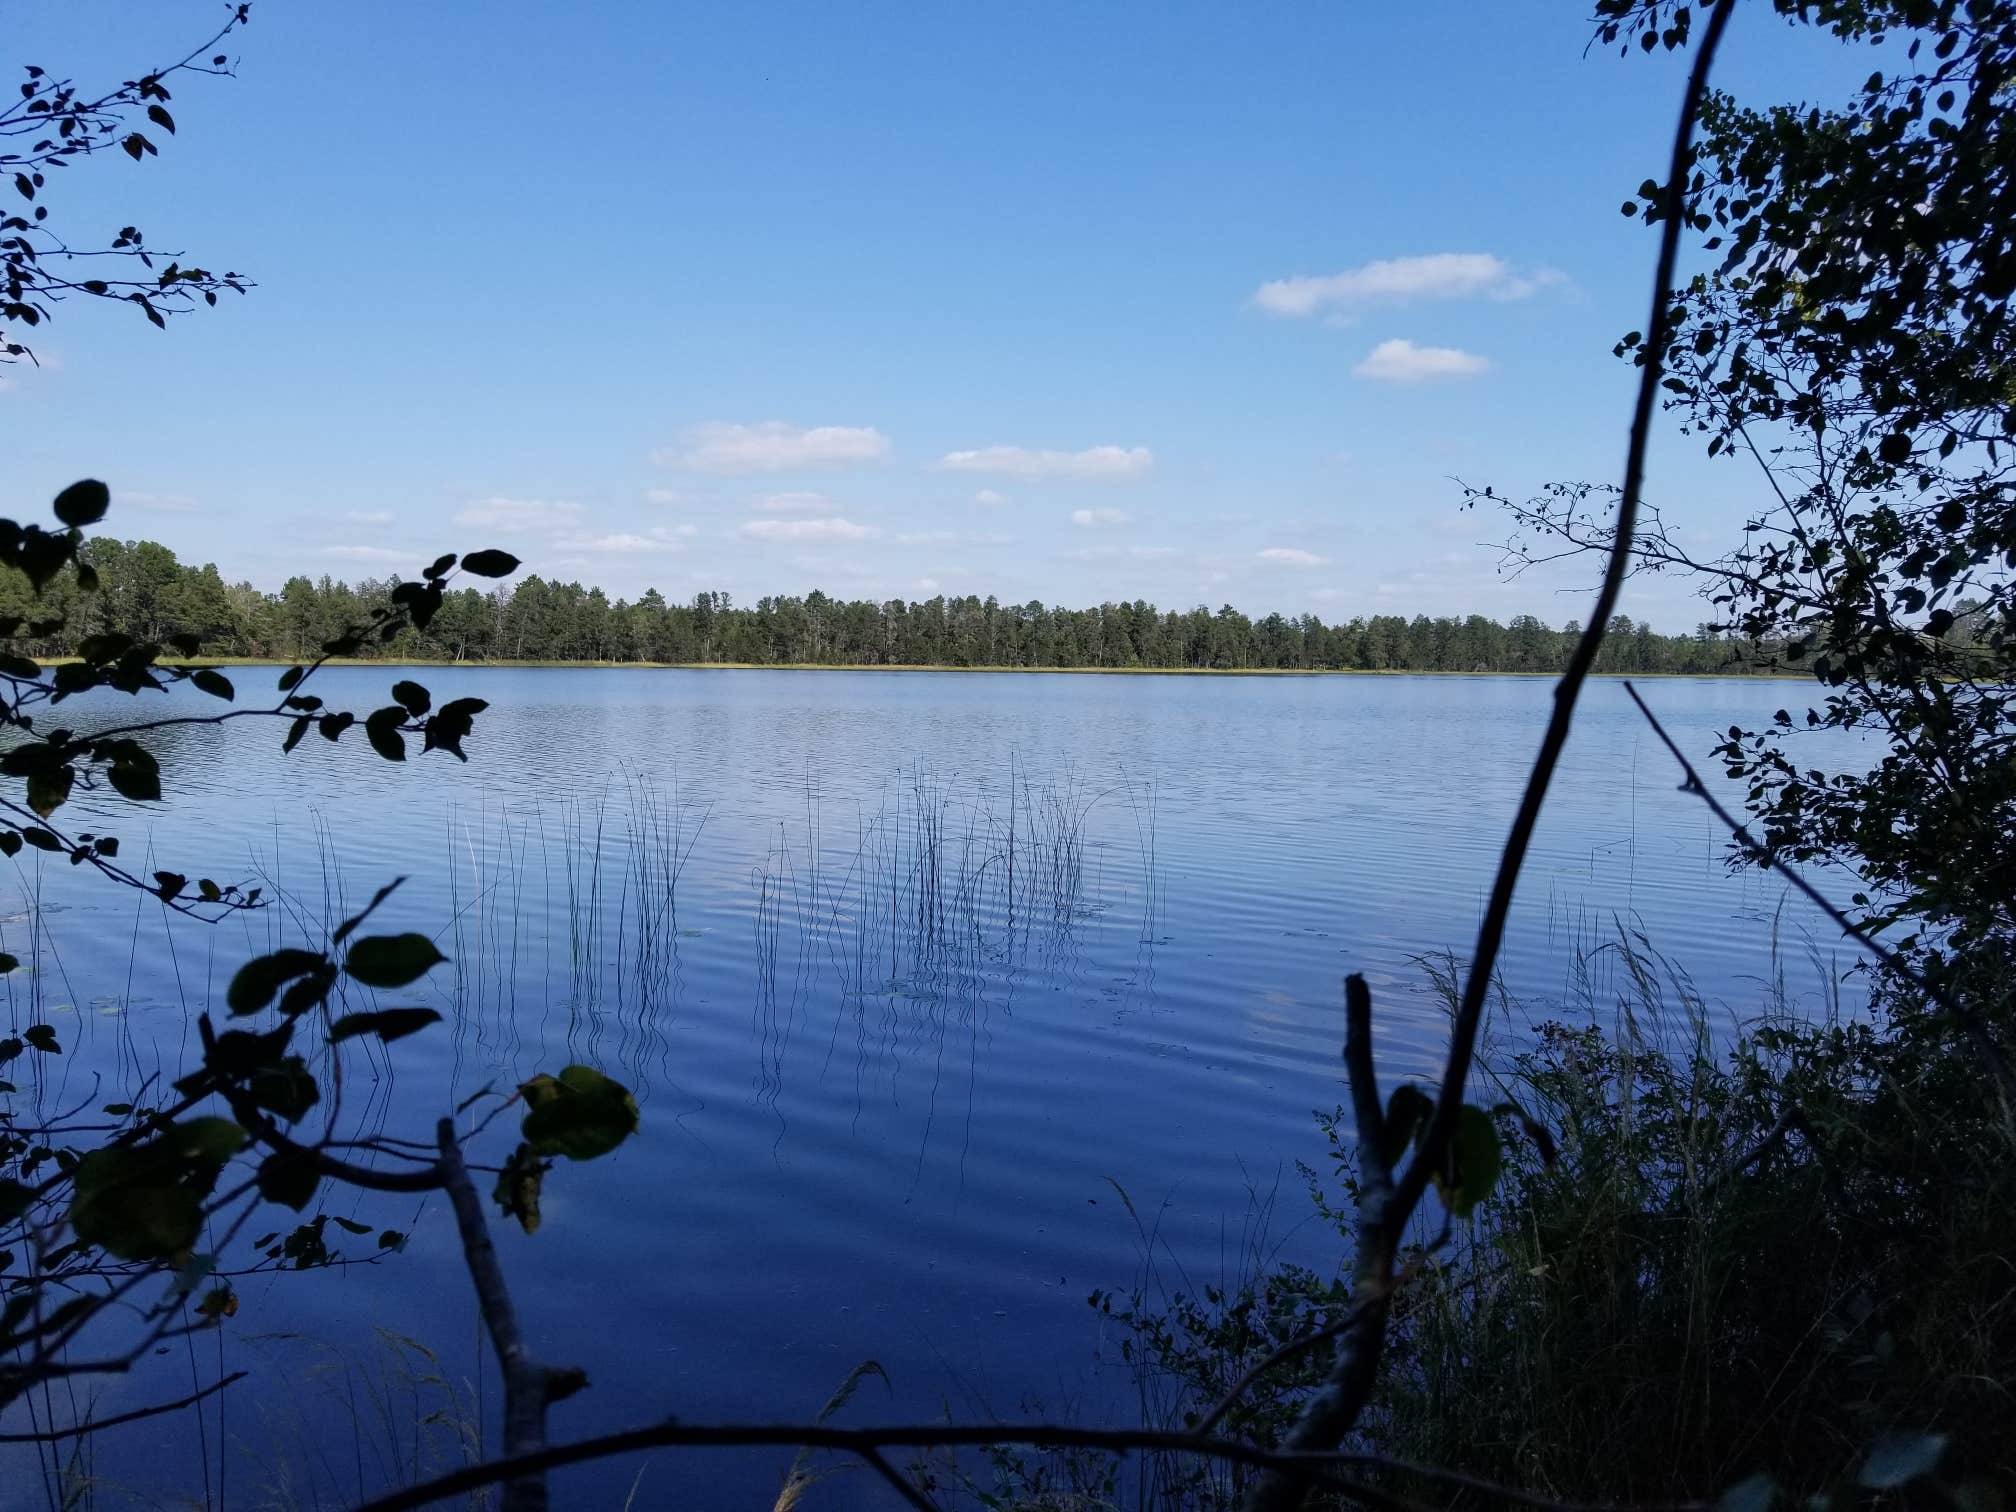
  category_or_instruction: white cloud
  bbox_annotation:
[1254,253,1564,318]
[912,577,941,595]
[938,445,1152,482]
[1257,547,1330,566]
[751,490,836,513]
[972,488,1007,506]
[643,487,695,506]
[1353,339,1490,383]
[343,509,395,526]
[117,490,199,513]
[454,497,583,532]
[655,421,890,474]
[1070,507,1133,528]
[553,527,694,553]
[740,516,879,542]
[895,528,961,545]
[322,545,411,565]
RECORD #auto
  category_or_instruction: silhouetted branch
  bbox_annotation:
[434,1118,585,1512]
[1621,678,2016,1106]
[0,1370,246,1443]
[340,1417,1710,1512]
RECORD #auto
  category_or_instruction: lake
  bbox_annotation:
[1,668,1858,1509]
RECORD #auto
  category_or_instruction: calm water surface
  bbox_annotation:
[2,669,1857,1508]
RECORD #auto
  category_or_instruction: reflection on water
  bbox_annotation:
[0,669,1860,1506]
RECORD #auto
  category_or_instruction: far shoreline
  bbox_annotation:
[147,657,1806,680]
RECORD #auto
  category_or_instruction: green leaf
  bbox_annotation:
[1433,1104,1502,1219]
[365,706,406,762]
[25,767,71,818]
[460,548,520,578]
[328,1007,442,1045]
[189,668,234,701]
[52,479,110,528]
[174,1117,249,1164]
[1860,1431,1948,1490]
[227,948,326,1016]
[492,1142,549,1235]
[23,1024,59,1054]
[70,1166,201,1260]
[342,933,446,989]
[520,1065,640,1161]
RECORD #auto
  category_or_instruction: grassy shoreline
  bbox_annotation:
[143,657,1803,679]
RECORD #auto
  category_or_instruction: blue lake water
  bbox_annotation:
[0,668,1861,1509]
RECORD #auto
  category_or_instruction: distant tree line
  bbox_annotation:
[0,536,1789,673]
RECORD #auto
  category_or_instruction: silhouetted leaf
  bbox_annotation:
[107,761,161,802]
[51,479,109,528]
[332,878,403,946]
[281,714,311,753]
[227,948,326,1016]
[246,1057,318,1123]
[255,1150,320,1211]
[328,1007,441,1045]
[391,680,430,717]
[342,932,445,989]
[460,549,520,578]
[365,706,406,762]
[189,668,233,701]
[24,1024,59,1054]
[153,870,186,902]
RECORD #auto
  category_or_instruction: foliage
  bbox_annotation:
[1,6,254,365]
[0,485,637,1457]
[1479,0,2016,1016]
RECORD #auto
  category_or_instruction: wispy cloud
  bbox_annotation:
[453,497,583,532]
[972,488,1007,506]
[343,509,395,526]
[938,445,1152,482]
[740,516,879,542]
[117,490,199,513]
[1256,546,1330,566]
[750,490,837,513]
[1070,507,1133,528]
[1067,543,1182,562]
[1353,339,1490,383]
[322,545,411,565]
[643,487,697,506]
[1254,253,1564,318]
[655,421,890,474]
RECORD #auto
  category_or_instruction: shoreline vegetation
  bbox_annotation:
[8,536,1809,676]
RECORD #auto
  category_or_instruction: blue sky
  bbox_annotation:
[9,2,1860,630]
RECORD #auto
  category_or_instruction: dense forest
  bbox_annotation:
[7,536,1782,673]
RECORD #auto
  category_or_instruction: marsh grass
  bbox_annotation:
[969,922,2015,1511]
